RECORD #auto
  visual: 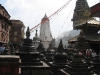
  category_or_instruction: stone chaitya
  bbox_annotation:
[49,39,67,75]
[66,44,74,62]
[16,27,50,75]
[60,31,93,75]
[73,30,92,66]
[53,39,67,65]
[45,42,55,63]
[37,40,45,53]
[16,27,42,64]
[60,53,93,75]
[33,29,40,49]
[37,40,46,61]
[73,30,90,52]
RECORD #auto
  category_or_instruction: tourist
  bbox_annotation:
[91,50,97,58]
[86,49,91,57]
[0,45,5,54]
[79,51,82,55]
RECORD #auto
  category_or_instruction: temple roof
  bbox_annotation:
[87,19,100,25]
[74,18,100,29]
[68,33,100,43]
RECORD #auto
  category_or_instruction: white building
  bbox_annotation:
[40,14,52,49]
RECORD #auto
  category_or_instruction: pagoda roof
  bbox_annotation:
[87,19,100,25]
[74,18,100,29]
[68,33,100,43]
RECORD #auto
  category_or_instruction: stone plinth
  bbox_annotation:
[49,62,67,75]
[21,61,50,75]
[0,55,20,75]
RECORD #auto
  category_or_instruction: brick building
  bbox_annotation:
[0,4,11,45]
[10,20,25,47]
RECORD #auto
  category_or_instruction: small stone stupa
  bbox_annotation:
[74,30,92,66]
[16,27,50,75]
[60,52,93,75]
[33,29,40,49]
[73,30,90,54]
[53,39,67,65]
[49,39,67,75]
[16,27,42,63]
[37,40,45,53]
[66,44,74,61]
[45,39,56,62]
[37,40,46,61]
[60,31,93,75]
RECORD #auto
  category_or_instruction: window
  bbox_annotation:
[14,32,17,36]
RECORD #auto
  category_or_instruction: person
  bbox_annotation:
[91,50,97,58]
[0,45,2,54]
[0,45,5,54]
[79,51,82,55]
[86,49,91,57]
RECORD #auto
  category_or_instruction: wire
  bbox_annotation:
[30,0,73,32]
[56,0,76,38]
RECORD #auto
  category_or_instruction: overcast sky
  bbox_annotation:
[0,0,99,39]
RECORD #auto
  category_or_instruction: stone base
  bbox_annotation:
[49,62,66,75]
[59,69,70,75]
[0,55,20,75]
[21,70,49,75]
[21,61,50,75]
[0,73,20,75]
[60,69,93,75]
[49,62,66,70]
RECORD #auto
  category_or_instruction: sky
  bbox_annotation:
[0,0,99,39]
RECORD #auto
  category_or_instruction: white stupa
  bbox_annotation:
[39,14,52,49]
